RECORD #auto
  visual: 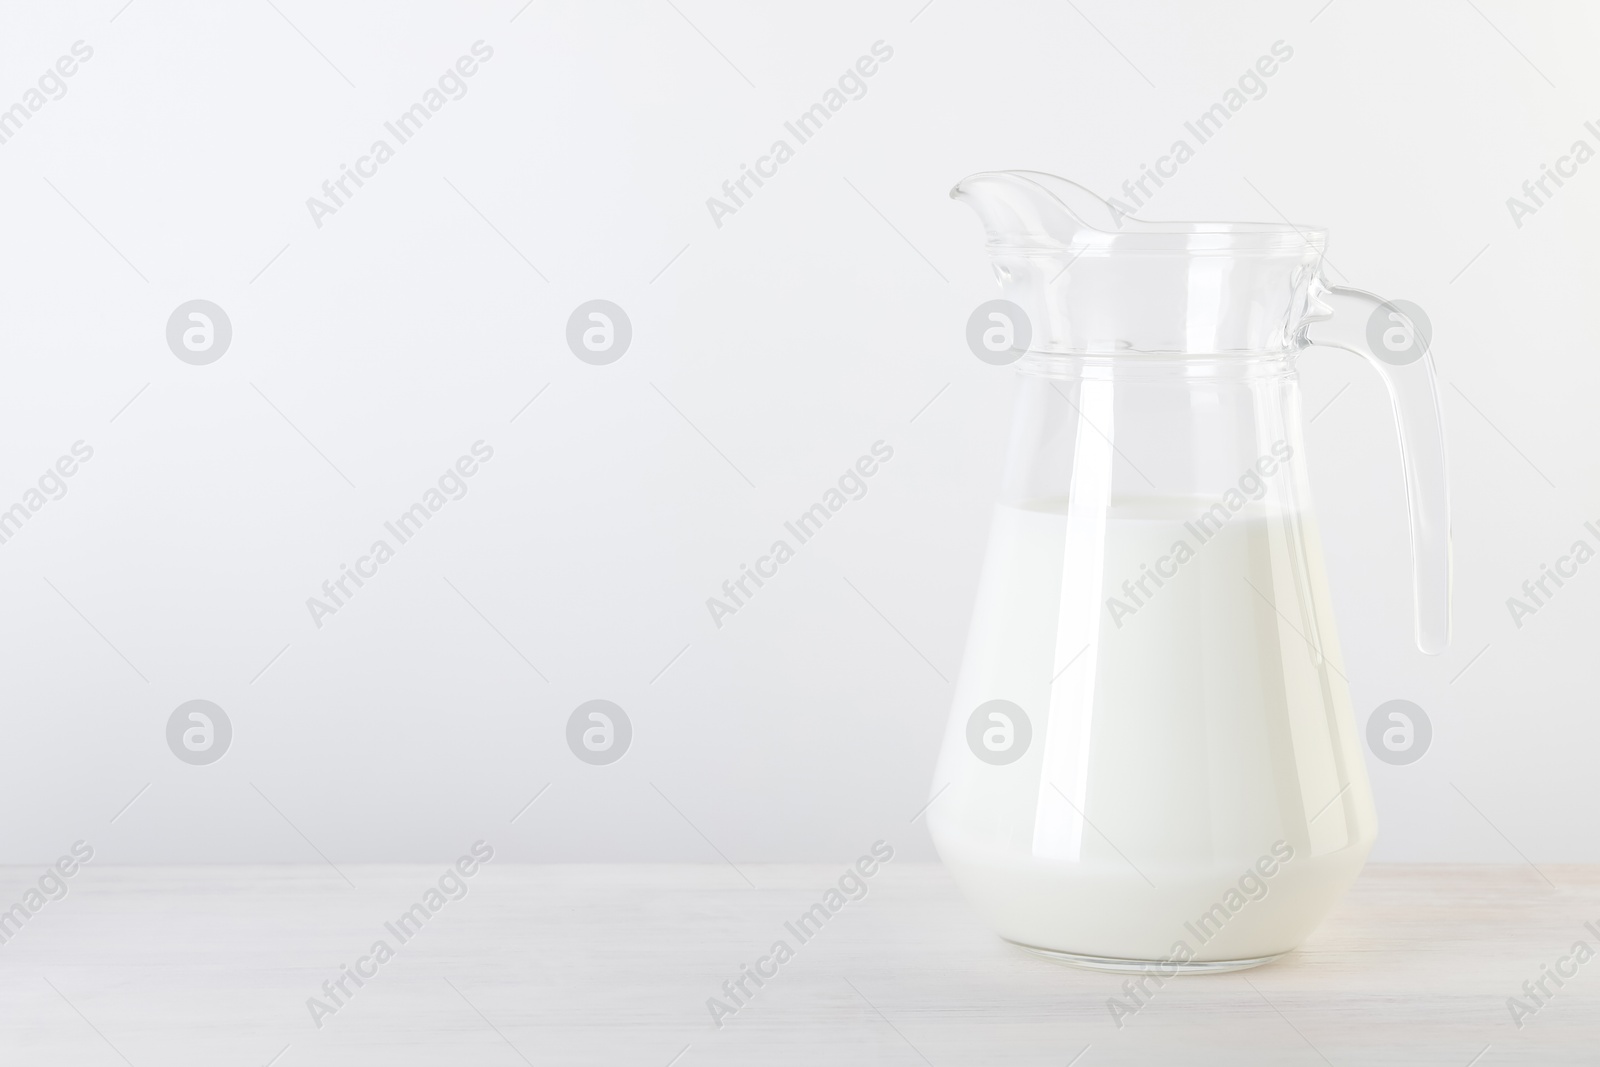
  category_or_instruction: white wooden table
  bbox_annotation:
[0,863,1591,1065]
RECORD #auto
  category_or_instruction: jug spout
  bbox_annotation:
[951,170,1328,356]
[950,171,1127,250]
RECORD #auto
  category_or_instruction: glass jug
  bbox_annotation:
[928,171,1449,971]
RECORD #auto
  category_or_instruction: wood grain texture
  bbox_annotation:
[0,862,1592,1065]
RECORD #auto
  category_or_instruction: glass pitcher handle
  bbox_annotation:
[1303,285,1452,655]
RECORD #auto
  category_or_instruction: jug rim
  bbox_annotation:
[952,170,1327,257]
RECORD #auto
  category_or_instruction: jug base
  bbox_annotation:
[1007,940,1288,974]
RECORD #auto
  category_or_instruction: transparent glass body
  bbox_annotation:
[929,172,1450,969]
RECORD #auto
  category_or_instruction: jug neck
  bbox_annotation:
[954,172,1331,356]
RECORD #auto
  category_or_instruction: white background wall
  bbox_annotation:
[0,0,1594,865]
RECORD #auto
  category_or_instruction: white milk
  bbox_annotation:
[928,497,1375,963]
